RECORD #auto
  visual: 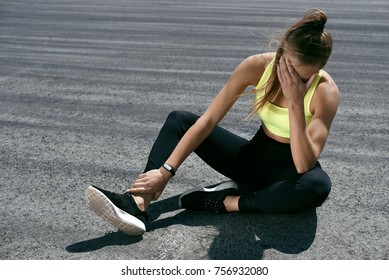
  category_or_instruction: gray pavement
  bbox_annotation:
[0,0,388,260]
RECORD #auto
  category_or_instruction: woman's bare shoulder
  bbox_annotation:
[237,52,276,86]
[245,52,276,67]
[319,70,340,99]
[312,70,340,115]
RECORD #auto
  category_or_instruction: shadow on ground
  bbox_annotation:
[67,195,317,259]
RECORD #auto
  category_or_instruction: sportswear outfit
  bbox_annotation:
[146,59,331,213]
[86,59,331,235]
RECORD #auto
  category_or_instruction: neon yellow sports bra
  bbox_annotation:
[255,59,323,138]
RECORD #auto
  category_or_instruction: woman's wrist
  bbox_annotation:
[159,165,174,180]
[161,162,176,176]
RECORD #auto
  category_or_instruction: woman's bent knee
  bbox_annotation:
[167,110,195,122]
[166,110,198,128]
[300,167,332,207]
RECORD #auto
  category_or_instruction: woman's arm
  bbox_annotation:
[164,55,267,171]
[166,53,276,171]
[129,53,272,197]
[288,85,339,173]
[278,57,339,173]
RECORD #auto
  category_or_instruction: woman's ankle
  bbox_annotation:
[132,194,153,211]
[223,195,240,212]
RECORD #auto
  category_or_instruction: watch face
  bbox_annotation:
[164,163,171,170]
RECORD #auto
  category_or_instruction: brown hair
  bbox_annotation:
[253,9,333,114]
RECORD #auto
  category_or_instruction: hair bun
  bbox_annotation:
[313,22,326,31]
[305,9,327,31]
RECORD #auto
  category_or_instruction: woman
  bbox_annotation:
[85,9,339,236]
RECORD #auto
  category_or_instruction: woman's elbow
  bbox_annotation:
[295,160,317,174]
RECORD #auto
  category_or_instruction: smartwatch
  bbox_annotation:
[162,163,176,176]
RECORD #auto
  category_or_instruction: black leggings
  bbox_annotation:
[144,110,331,213]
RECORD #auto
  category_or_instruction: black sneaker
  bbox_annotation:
[85,185,148,236]
[178,181,239,213]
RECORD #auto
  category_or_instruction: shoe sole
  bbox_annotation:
[178,181,239,208]
[85,186,146,236]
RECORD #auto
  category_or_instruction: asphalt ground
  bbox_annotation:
[0,0,388,260]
